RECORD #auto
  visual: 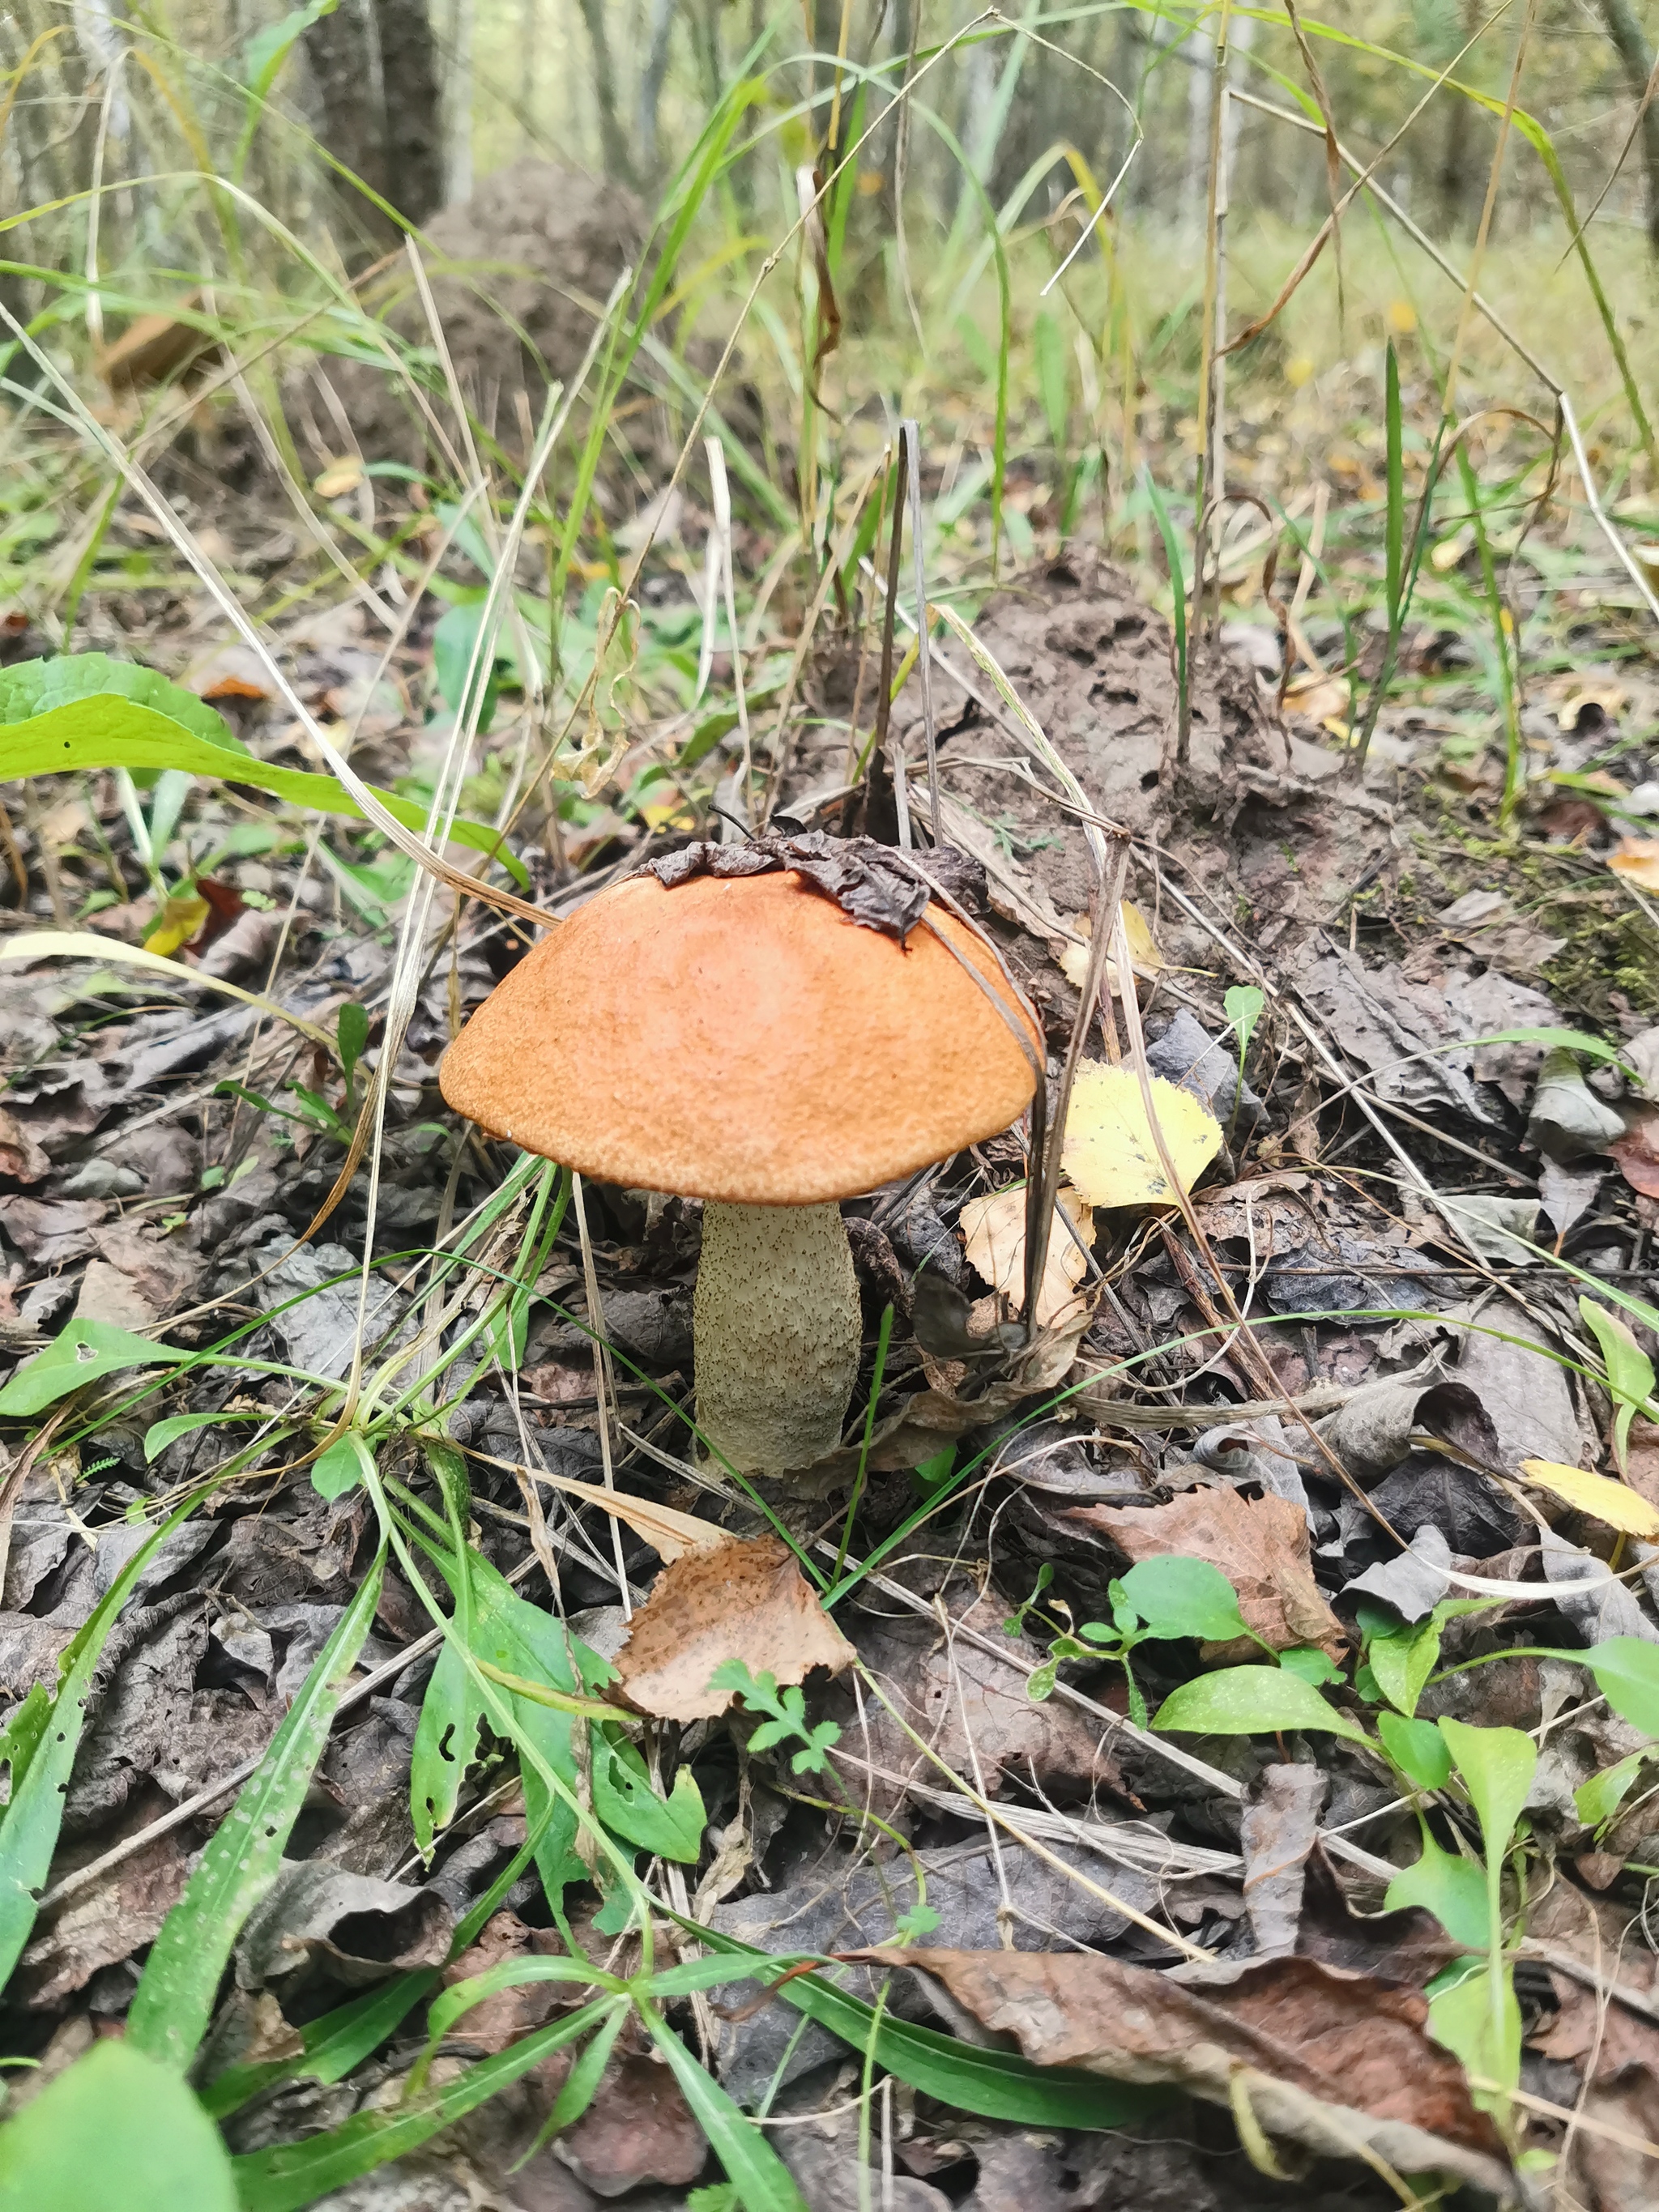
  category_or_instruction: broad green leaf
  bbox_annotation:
[245,0,337,93]
[0,2038,237,2212]
[1427,1960,1522,2101]
[0,1496,205,1987]
[592,1735,706,1862]
[1384,1827,1487,1947]
[1583,1639,1659,1737]
[1439,1719,1536,1868]
[1377,1711,1452,1792]
[1576,1750,1648,1831]
[0,658,522,881]
[1117,1556,1249,1644]
[412,1632,485,1857]
[198,1969,441,2120]
[1033,308,1068,456]
[336,1000,369,1095]
[1277,1645,1345,1686]
[0,1686,50,1808]
[1579,1298,1656,1473]
[126,1551,386,2070]
[432,600,505,731]
[144,1409,269,1461]
[1222,984,1265,1059]
[680,1924,1154,2129]
[543,2003,629,2142]
[1153,1665,1371,1744]
[0,1315,190,1417]
[648,2007,810,2212]
[230,1995,613,2212]
[1366,1619,1442,1718]
[312,1432,374,1501]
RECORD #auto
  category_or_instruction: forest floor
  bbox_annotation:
[5,234,1659,2212]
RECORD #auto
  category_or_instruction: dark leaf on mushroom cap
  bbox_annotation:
[643,830,934,940]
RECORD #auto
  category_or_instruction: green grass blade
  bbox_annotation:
[680,1924,1155,2128]
[0,1495,211,1992]
[644,2005,810,2212]
[1384,339,1403,626]
[1143,469,1188,708]
[125,1549,388,2071]
[0,690,522,882]
[230,1996,614,2212]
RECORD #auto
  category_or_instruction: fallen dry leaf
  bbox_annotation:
[1606,837,1659,893]
[1518,1459,1659,1537]
[1065,1485,1344,1654]
[559,2052,707,2195]
[1610,1103,1659,1200]
[1056,899,1163,998]
[612,1534,854,1722]
[1062,1061,1222,1208]
[1282,672,1349,726]
[958,1184,1090,1330]
[843,1948,1508,2195]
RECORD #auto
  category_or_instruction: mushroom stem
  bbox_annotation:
[693,1201,862,1477]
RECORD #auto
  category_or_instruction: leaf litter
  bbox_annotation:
[4,211,1659,2212]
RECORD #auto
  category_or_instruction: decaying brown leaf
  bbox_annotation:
[846,1947,1509,2197]
[1065,1485,1345,1655]
[612,1534,854,1723]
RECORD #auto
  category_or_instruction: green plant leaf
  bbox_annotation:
[1384,339,1404,623]
[312,1432,374,1501]
[230,1995,614,2212]
[412,1630,485,1858]
[144,1409,271,1461]
[245,0,337,95]
[0,1497,206,1988]
[1583,1639,1659,1737]
[1277,1645,1345,1686]
[126,1550,386,2070]
[1576,1750,1648,1831]
[0,1686,50,1810]
[0,1315,191,1417]
[1033,307,1069,458]
[1153,1665,1371,1744]
[1427,1960,1522,2102]
[592,1735,706,1862]
[0,2038,237,2212]
[1439,1718,1536,1869]
[336,1000,369,1097]
[1366,1619,1442,1718]
[646,2007,811,2212]
[1580,1298,1657,1472]
[1222,984,1265,1060]
[1384,1827,1487,1946]
[0,654,522,881]
[1117,1556,1250,1643]
[1377,1711,1453,1792]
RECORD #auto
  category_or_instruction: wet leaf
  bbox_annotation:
[0,1314,191,1417]
[613,1536,853,1724]
[1061,1060,1222,1208]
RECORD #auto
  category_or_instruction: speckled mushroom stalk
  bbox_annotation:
[692,1201,861,1475]
[437,857,1041,1483]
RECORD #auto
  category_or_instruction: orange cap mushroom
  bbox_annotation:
[441,854,1040,1476]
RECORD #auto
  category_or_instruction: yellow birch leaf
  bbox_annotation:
[1519,1458,1659,1538]
[958,1183,1090,1329]
[1062,1060,1223,1208]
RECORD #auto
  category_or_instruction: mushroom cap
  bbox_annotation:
[439,870,1042,1204]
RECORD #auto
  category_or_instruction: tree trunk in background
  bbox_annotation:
[1597,0,1659,257]
[577,0,639,185]
[305,0,444,257]
[377,0,445,223]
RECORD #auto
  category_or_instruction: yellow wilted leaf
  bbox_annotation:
[142,891,209,957]
[1286,356,1315,390]
[959,1183,1090,1329]
[1057,901,1162,998]
[1063,1061,1223,1208]
[313,458,365,499]
[1606,840,1659,893]
[1518,1459,1659,1538]
[1385,298,1418,335]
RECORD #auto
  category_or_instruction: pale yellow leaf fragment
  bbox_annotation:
[1519,1458,1659,1538]
[1063,1060,1223,1208]
[959,1184,1090,1328]
[1057,900,1163,998]
[1607,840,1659,894]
